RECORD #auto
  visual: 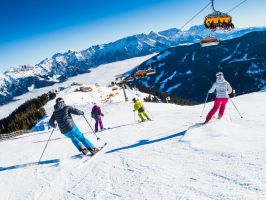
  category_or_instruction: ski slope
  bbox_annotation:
[0,84,266,200]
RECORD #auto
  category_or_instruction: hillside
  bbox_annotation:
[0,84,265,199]
[132,31,266,102]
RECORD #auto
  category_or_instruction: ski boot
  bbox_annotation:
[87,147,100,155]
[79,144,90,155]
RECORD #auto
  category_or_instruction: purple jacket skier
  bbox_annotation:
[91,103,104,132]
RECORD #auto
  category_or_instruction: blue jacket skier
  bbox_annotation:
[49,97,99,155]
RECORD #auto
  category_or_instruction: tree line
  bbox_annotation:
[0,93,54,134]
[134,83,197,105]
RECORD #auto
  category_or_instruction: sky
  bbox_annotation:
[0,0,265,72]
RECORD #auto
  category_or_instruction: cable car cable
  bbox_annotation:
[180,0,248,31]
[227,0,248,14]
[179,2,211,30]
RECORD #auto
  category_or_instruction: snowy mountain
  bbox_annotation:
[1,25,265,104]
[132,31,266,102]
[0,55,154,119]
[0,83,265,199]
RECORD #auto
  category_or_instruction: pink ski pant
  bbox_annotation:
[206,98,228,122]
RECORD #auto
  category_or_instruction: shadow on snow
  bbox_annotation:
[106,123,202,154]
[0,154,83,172]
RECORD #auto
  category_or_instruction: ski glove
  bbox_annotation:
[50,123,57,128]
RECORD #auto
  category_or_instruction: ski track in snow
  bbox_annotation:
[0,57,266,199]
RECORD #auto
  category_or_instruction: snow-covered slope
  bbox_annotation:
[0,84,265,199]
[1,26,266,104]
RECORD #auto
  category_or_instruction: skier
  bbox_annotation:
[49,97,99,155]
[91,103,104,132]
[133,98,151,122]
[205,72,233,123]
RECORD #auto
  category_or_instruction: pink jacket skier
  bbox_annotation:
[205,72,233,123]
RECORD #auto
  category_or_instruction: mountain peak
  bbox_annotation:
[158,28,180,37]
[148,31,157,36]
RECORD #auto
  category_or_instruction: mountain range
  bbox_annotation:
[0,25,266,104]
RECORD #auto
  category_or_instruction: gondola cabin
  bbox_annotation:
[124,76,134,82]
[200,38,219,47]
[118,80,127,85]
[134,70,147,79]
[204,15,232,28]
[145,69,156,75]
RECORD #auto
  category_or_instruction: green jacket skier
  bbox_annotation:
[133,98,151,122]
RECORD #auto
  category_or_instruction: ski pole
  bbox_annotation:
[83,115,100,140]
[39,128,55,163]
[229,98,243,118]
[200,93,209,117]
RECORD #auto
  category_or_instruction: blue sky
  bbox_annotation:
[0,0,265,72]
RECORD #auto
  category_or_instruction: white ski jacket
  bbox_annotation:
[208,77,232,98]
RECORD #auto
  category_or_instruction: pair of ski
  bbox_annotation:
[193,116,220,127]
[96,127,110,132]
[136,119,154,123]
[81,142,107,164]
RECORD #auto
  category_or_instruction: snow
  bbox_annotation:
[146,59,156,65]
[160,71,177,90]
[155,71,164,83]
[0,86,266,199]
[227,53,250,64]
[186,70,192,75]
[178,43,194,46]
[221,54,233,62]
[246,63,264,75]
[28,84,35,92]
[157,63,165,68]
[74,52,85,61]
[192,52,196,61]
[157,50,171,61]
[166,83,182,92]
[181,53,189,62]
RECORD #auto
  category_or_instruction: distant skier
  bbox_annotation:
[133,98,151,122]
[49,97,99,155]
[205,72,233,123]
[91,103,104,132]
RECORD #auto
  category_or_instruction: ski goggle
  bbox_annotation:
[216,72,224,77]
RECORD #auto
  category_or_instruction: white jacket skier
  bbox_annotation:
[208,73,233,98]
[205,72,233,123]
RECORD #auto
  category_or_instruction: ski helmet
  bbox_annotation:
[56,97,64,103]
[132,98,136,102]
